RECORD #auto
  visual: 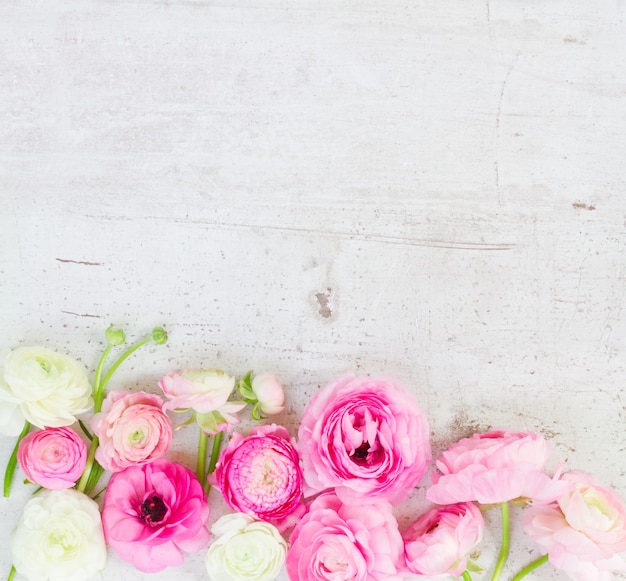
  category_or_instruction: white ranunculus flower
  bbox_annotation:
[206,513,287,581]
[10,488,107,581]
[0,346,92,434]
[250,373,285,416]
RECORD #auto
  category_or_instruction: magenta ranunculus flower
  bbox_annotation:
[102,458,210,572]
[286,492,405,581]
[90,390,172,472]
[297,373,431,505]
[522,470,626,580]
[214,424,303,527]
[403,502,484,577]
[17,426,87,489]
[426,430,568,505]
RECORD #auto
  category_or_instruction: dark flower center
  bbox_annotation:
[140,496,167,523]
[354,442,370,459]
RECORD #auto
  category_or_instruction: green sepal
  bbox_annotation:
[175,412,198,430]
[237,371,256,401]
[466,559,483,573]
[197,411,224,434]
[251,402,263,421]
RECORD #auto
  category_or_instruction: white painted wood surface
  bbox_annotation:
[1,1,625,579]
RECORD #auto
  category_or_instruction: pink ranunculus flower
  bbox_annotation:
[214,424,304,528]
[297,373,431,505]
[522,470,626,581]
[251,372,285,416]
[286,492,405,581]
[403,502,484,577]
[158,368,245,434]
[426,430,568,505]
[17,426,87,489]
[102,458,210,572]
[90,390,172,472]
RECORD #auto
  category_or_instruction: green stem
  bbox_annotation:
[197,430,208,486]
[3,421,31,498]
[98,336,152,396]
[92,343,113,412]
[7,565,15,581]
[205,431,224,495]
[491,502,510,581]
[208,431,223,474]
[461,572,472,581]
[510,554,549,581]
[76,435,99,493]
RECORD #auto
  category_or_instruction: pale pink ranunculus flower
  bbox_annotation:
[214,424,303,528]
[17,426,87,489]
[297,373,431,505]
[90,390,172,473]
[426,430,567,505]
[522,470,626,581]
[403,502,484,577]
[286,492,405,581]
[159,368,236,412]
[102,458,210,572]
[158,369,245,434]
[251,372,285,416]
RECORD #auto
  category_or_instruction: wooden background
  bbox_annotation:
[1,1,625,579]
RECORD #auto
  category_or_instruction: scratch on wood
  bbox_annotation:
[184,221,517,251]
[56,258,104,266]
[495,52,521,201]
[73,216,516,251]
[572,202,596,211]
[61,310,101,318]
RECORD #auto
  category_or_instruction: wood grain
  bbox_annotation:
[1,1,625,579]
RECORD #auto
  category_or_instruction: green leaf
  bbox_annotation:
[78,419,93,441]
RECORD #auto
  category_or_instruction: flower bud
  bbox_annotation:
[151,326,168,345]
[250,373,285,416]
[105,325,126,346]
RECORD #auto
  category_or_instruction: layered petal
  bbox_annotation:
[215,424,303,527]
[286,492,404,581]
[427,430,566,505]
[102,458,210,572]
[91,390,172,472]
[522,470,626,580]
[10,489,106,581]
[18,426,87,489]
[298,373,431,505]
